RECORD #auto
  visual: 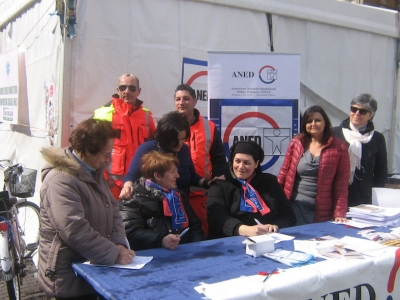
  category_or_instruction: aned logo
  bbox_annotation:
[223,111,289,171]
[185,71,208,101]
[259,65,277,84]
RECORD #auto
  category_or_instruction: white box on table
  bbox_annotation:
[242,235,275,257]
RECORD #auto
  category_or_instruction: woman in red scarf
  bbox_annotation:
[207,141,296,239]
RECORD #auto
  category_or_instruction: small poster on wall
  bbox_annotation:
[0,48,19,124]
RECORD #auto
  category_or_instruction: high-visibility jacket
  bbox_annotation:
[94,96,156,177]
[186,112,215,180]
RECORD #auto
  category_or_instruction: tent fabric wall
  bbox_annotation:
[0,0,62,205]
[267,5,398,173]
[194,0,399,173]
[272,14,396,134]
[68,0,271,127]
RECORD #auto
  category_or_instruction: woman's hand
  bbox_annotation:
[115,244,136,264]
[238,224,279,237]
[334,217,348,223]
[162,234,181,250]
[119,182,134,200]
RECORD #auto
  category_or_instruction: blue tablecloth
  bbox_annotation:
[72,222,389,299]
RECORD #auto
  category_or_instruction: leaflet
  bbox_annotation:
[84,256,153,270]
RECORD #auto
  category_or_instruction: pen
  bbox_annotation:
[254,218,262,225]
[263,268,278,282]
[179,227,190,238]
[247,237,257,243]
[125,237,131,250]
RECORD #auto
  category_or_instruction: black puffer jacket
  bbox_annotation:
[119,178,204,250]
[207,164,296,239]
[333,118,387,207]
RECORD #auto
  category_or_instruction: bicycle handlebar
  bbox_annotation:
[0,160,14,169]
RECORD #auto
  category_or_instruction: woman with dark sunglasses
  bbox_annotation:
[333,93,387,207]
[120,111,209,200]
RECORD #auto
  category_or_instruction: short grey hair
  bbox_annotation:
[350,93,377,118]
[118,73,139,88]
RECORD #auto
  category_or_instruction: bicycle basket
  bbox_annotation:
[4,166,37,198]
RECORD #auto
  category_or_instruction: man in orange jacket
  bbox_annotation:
[174,84,226,237]
[94,74,156,200]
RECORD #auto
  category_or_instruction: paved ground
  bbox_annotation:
[0,258,50,300]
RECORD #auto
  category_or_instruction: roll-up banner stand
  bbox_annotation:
[208,52,300,175]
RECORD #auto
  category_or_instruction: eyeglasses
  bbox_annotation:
[350,106,370,116]
[118,85,137,92]
[100,151,112,159]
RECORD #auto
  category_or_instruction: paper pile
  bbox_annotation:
[263,249,314,266]
[346,204,400,227]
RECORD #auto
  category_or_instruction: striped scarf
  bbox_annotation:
[237,178,270,215]
[145,179,188,229]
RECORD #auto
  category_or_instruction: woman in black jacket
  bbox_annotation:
[332,93,387,207]
[120,151,203,250]
[207,141,296,239]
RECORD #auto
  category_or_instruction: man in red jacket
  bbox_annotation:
[94,74,156,200]
[174,84,226,237]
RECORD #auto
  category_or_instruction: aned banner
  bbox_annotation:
[208,52,301,175]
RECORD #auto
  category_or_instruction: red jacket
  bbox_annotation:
[94,96,156,177]
[187,113,215,179]
[277,135,350,222]
[185,109,226,180]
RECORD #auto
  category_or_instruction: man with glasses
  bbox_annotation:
[174,84,226,237]
[94,74,156,200]
[333,93,387,207]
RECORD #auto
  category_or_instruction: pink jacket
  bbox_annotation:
[278,135,350,222]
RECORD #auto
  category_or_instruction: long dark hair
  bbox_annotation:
[300,105,332,146]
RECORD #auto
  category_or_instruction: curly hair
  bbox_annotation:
[69,118,118,154]
[141,151,179,180]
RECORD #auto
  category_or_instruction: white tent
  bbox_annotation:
[1,0,399,204]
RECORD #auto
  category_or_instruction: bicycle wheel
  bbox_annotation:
[5,245,21,300]
[16,201,40,258]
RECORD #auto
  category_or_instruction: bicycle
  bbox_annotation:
[0,160,40,300]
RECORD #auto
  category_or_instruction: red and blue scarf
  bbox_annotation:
[237,177,270,216]
[145,179,188,229]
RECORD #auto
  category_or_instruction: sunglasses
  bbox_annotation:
[350,106,370,116]
[118,85,137,92]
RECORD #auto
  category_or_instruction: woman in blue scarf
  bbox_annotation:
[207,141,296,239]
[120,151,203,250]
